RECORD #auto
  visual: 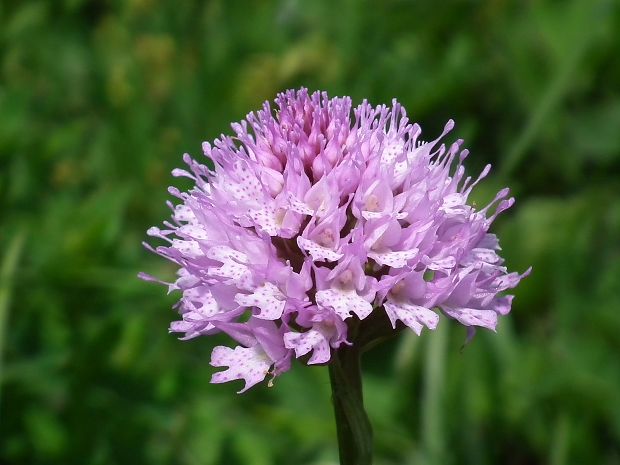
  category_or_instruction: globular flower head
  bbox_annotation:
[141,89,530,393]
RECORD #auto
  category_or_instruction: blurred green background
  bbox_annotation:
[1,0,619,464]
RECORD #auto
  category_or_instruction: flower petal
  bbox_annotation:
[284,329,331,364]
[288,193,314,215]
[316,288,373,320]
[206,246,253,288]
[384,302,439,335]
[248,204,280,236]
[368,248,418,268]
[425,256,456,271]
[441,306,498,330]
[210,345,272,393]
[235,283,286,320]
[297,236,343,262]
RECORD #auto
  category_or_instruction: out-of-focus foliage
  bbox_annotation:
[1,0,619,464]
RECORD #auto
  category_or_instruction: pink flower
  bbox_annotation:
[142,89,530,392]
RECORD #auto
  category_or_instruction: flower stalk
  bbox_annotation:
[329,344,373,465]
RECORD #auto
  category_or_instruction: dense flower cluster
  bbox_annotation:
[141,89,530,392]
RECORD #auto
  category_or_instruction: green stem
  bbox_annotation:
[328,345,373,465]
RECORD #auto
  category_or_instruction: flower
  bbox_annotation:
[141,88,530,393]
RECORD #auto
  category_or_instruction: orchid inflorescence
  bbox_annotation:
[141,88,530,393]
